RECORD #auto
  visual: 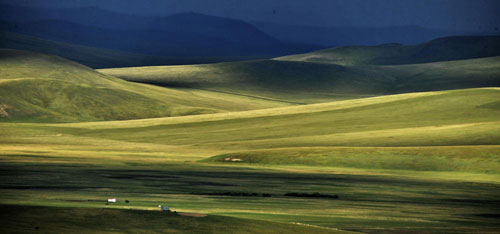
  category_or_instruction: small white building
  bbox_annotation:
[108,198,116,203]
[158,205,170,212]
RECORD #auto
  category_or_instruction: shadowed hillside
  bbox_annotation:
[276,36,500,65]
[101,54,500,103]
[0,31,247,68]
[0,205,343,234]
[0,49,291,122]
[100,60,392,104]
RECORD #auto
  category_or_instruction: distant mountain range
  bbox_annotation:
[0,3,321,61]
[277,36,500,65]
[0,31,233,68]
[251,21,500,47]
[0,18,310,57]
[1,3,499,67]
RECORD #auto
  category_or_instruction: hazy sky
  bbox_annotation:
[4,0,500,31]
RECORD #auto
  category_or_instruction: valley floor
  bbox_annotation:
[1,88,499,233]
[0,155,499,233]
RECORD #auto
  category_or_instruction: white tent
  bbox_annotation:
[158,205,170,211]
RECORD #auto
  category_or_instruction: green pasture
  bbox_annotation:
[0,204,347,234]
[0,49,290,122]
[276,36,500,65]
[0,157,499,233]
[101,56,500,104]
[1,87,499,233]
[1,38,500,233]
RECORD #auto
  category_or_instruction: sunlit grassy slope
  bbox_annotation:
[100,55,500,104]
[276,36,500,65]
[207,146,500,173]
[1,88,499,233]
[66,88,500,151]
[0,49,290,122]
[2,87,497,172]
[1,36,499,233]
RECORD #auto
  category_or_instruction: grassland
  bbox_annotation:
[0,49,290,122]
[2,88,498,167]
[1,154,499,233]
[100,60,381,104]
[1,205,346,234]
[1,87,499,233]
[100,55,500,104]
[1,37,500,233]
[276,36,500,65]
[207,146,500,173]
[50,88,500,150]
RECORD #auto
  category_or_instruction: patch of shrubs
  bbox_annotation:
[195,191,338,199]
[196,192,272,197]
[284,192,339,199]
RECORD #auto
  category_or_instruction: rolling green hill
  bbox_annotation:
[101,55,500,104]
[100,60,391,103]
[276,36,500,65]
[1,87,499,233]
[58,88,500,149]
[13,87,493,173]
[2,87,497,169]
[1,35,500,234]
[0,49,291,122]
[207,146,500,173]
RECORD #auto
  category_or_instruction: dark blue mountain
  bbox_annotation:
[0,4,322,59]
[0,4,150,29]
[251,21,499,47]
[150,13,278,46]
[0,18,320,58]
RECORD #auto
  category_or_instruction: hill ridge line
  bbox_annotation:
[207,121,500,147]
[51,88,483,129]
[191,88,306,105]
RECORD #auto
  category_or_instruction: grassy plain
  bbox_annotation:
[1,38,500,233]
[1,87,499,233]
[1,156,499,233]
[0,205,346,234]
